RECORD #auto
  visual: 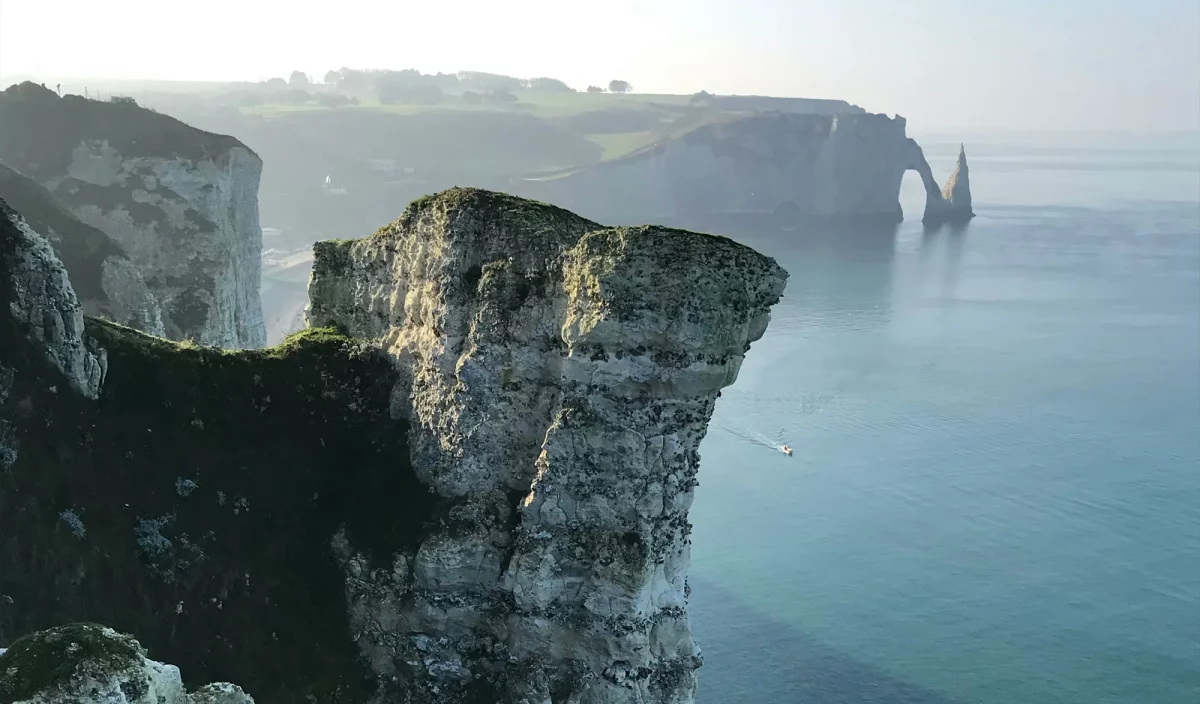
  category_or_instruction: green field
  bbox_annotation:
[239,90,712,161]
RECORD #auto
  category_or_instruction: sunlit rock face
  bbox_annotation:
[0,82,265,348]
[308,188,789,703]
[940,144,974,218]
[0,623,254,704]
[514,112,973,225]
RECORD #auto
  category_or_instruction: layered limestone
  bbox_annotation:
[307,188,788,702]
[0,162,165,335]
[0,188,785,703]
[515,112,974,224]
[0,82,265,348]
[0,623,253,704]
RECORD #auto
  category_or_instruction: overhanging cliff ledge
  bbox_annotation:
[514,112,975,225]
[1,188,787,703]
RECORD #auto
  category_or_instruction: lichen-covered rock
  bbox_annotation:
[0,162,165,335]
[0,623,253,704]
[514,112,970,224]
[0,198,106,398]
[0,82,265,348]
[308,188,789,703]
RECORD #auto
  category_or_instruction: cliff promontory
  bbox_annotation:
[0,188,787,703]
[0,82,265,347]
[516,112,975,224]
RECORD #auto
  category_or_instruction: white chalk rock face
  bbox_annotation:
[308,188,789,703]
[0,82,265,348]
[1,201,106,399]
[0,623,254,704]
[941,144,974,216]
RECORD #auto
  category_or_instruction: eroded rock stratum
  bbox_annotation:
[1,188,787,703]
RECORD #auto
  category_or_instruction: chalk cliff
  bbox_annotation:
[0,624,254,704]
[306,188,787,702]
[0,189,787,703]
[515,112,974,224]
[0,162,165,336]
[940,144,974,217]
[0,82,265,348]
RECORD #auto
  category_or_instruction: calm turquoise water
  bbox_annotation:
[688,140,1200,703]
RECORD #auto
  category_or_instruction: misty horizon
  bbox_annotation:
[2,0,1198,133]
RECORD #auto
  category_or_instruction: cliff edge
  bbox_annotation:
[307,188,788,702]
[515,112,975,225]
[1,188,786,703]
[0,82,265,348]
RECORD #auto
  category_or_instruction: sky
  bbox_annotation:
[0,0,1197,132]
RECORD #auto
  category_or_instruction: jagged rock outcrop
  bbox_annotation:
[0,82,265,348]
[0,199,107,399]
[940,144,974,217]
[0,623,254,704]
[307,188,788,702]
[514,112,973,225]
[0,188,786,704]
[0,162,165,335]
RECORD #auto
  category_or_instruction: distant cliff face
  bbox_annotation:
[0,82,265,348]
[0,162,165,336]
[307,188,788,703]
[516,112,974,224]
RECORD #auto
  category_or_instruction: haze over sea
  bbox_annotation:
[686,136,1200,703]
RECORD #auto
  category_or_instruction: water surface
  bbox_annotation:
[688,139,1200,703]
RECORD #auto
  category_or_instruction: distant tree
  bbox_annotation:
[317,92,356,108]
[289,71,311,86]
[376,74,445,105]
[586,85,605,93]
[265,77,287,88]
[461,91,483,105]
[109,95,138,106]
[481,89,519,105]
[278,88,314,105]
[689,90,714,104]
[323,70,340,85]
[527,77,574,93]
[608,79,632,94]
[456,71,524,93]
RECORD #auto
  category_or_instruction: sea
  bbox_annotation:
[686,135,1200,704]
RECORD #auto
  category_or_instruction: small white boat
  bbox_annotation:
[779,445,793,456]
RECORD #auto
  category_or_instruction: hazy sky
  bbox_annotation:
[1,0,1197,131]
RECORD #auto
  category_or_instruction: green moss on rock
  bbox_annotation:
[0,623,142,703]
